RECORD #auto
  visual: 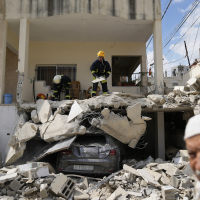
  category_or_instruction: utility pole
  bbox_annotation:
[184,41,191,69]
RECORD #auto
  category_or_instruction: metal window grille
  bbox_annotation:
[35,65,76,90]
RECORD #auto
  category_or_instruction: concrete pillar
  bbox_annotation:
[17,19,29,104]
[153,20,164,94]
[18,19,29,74]
[0,20,7,104]
[141,56,148,87]
[155,112,165,160]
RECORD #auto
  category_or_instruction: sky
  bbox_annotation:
[145,0,200,77]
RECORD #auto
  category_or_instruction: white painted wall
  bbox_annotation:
[24,42,146,101]
[0,105,18,162]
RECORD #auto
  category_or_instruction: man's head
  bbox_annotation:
[97,50,105,62]
[53,75,61,84]
[185,115,200,180]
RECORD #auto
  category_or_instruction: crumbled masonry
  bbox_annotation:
[4,85,200,166]
[0,153,196,200]
[1,82,200,199]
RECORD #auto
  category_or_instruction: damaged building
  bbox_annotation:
[0,0,199,199]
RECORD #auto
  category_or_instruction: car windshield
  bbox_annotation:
[73,135,107,147]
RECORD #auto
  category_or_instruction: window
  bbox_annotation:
[112,56,141,86]
[35,65,76,89]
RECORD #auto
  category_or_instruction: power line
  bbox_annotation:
[148,8,200,64]
[162,0,173,19]
[164,14,200,57]
[163,0,199,43]
[163,0,200,49]
[190,22,200,61]
[163,57,186,65]
[146,0,173,49]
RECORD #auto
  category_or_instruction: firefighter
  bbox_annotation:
[51,75,71,101]
[90,50,111,97]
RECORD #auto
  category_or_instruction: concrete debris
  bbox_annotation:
[17,122,37,142]
[96,108,146,147]
[31,110,40,124]
[147,94,166,104]
[68,101,84,123]
[4,143,26,166]
[186,77,200,91]
[44,114,86,142]
[36,99,52,123]
[0,152,196,200]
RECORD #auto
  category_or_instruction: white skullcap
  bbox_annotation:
[184,115,200,140]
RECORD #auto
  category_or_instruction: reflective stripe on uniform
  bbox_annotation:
[65,95,70,98]
[52,95,55,97]
[101,79,107,83]
[107,71,111,74]
[103,92,108,94]
[68,82,71,84]
[91,91,96,94]
[54,91,58,93]
[93,76,96,80]
[92,71,96,74]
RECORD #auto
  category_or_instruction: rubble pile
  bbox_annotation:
[5,95,151,166]
[0,152,196,200]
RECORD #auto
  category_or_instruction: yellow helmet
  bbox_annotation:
[97,50,105,58]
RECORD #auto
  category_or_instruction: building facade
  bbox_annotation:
[0,0,163,103]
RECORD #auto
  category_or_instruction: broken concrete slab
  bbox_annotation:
[17,122,37,142]
[97,110,146,145]
[126,103,144,124]
[107,187,127,200]
[36,99,52,124]
[39,122,51,139]
[67,101,83,123]
[182,164,194,176]
[5,143,26,166]
[0,173,18,184]
[74,189,90,200]
[77,178,88,190]
[147,95,165,104]
[23,187,38,196]
[40,183,48,198]
[157,163,180,176]
[44,114,86,142]
[123,164,140,176]
[18,163,49,178]
[186,77,200,91]
[31,110,40,124]
[137,169,160,188]
[6,168,18,175]
[35,136,76,161]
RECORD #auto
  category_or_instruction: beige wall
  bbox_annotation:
[7,27,19,54]
[25,42,146,101]
[4,47,18,102]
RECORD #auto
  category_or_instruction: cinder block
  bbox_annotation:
[50,174,75,199]
[9,179,24,191]
[57,178,76,199]
[162,185,176,200]
[170,175,181,188]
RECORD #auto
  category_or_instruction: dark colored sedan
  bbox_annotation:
[56,129,120,175]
